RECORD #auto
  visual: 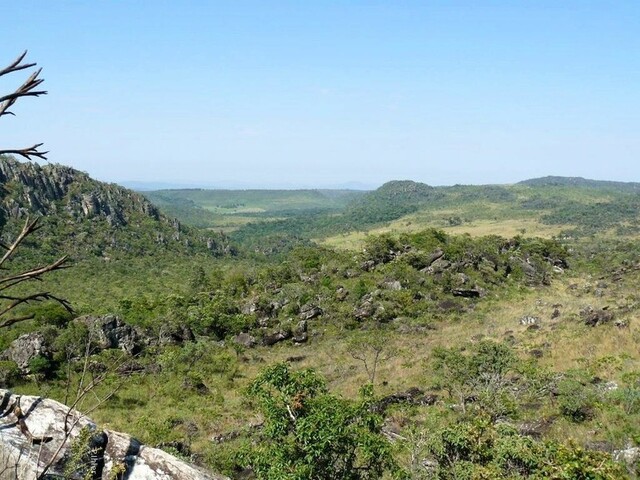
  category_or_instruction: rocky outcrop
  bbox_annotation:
[581,306,615,326]
[233,332,257,348]
[74,314,141,355]
[0,389,228,479]
[0,157,157,226]
[0,333,50,374]
[0,156,233,257]
[299,304,323,321]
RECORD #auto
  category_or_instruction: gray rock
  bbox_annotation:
[74,314,140,354]
[0,389,227,479]
[519,316,540,326]
[581,307,614,327]
[292,320,309,343]
[299,304,323,321]
[233,333,257,348]
[0,333,50,374]
[382,280,402,291]
[354,302,374,320]
[613,447,640,467]
[262,329,292,346]
[157,323,195,346]
[335,286,349,301]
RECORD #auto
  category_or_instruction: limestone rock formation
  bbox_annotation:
[74,314,141,355]
[0,333,50,374]
[0,389,228,479]
[0,156,233,257]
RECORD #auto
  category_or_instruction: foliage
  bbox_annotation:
[556,375,598,423]
[240,363,402,480]
[432,341,518,420]
[425,420,628,479]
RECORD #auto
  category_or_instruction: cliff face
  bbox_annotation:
[0,156,233,258]
[0,158,159,227]
[0,389,229,479]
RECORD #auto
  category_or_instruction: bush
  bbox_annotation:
[240,363,403,479]
[557,377,597,422]
[0,360,21,387]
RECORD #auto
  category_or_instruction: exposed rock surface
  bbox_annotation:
[299,304,323,321]
[580,306,615,326]
[233,332,257,348]
[0,389,228,479]
[262,329,292,346]
[0,156,233,257]
[75,314,141,354]
[0,333,50,374]
[373,388,438,414]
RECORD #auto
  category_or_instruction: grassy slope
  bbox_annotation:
[323,182,640,249]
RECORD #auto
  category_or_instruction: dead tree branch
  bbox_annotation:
[0,50,48,161]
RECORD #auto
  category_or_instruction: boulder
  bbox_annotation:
[581,307,615,327]
[299,304,323,321]
[335,286,349,301]
[262,329,291,346]
[0,389,228,479]
[519,316,540,326]
[354,300,375,320]
[373,388,438,414]
[233,333,257,349]
[157,323,195,346]
[613,447,640,469]
[74,314,140,354]
[0,333,50,374]
[451,288,482,298]
[381,280,402,291]
[292,320,308,344]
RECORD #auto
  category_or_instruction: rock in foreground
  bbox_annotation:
[0,389,228,480]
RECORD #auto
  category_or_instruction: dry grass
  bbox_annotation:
[322,213,567,251]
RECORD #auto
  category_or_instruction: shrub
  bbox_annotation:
[240,363,403,479]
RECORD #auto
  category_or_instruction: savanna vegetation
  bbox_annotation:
[2,52,640,480]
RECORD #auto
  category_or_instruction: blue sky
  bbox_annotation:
[2,1,639,188]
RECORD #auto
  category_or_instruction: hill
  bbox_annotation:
[519,175,640,192]
[142,188,366,230]
[0,156,233,260]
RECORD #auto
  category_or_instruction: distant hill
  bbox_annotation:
[0,156,233,260]
[519,176,640,192]
[344,180,444,224]
[142,188,367,229]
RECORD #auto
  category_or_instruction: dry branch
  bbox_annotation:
[0,51,48,161]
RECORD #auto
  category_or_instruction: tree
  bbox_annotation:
[0,51,72,329]
[241,363,403,480]
[347,330,397,388]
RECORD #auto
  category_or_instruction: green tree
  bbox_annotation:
[241,363,403,480]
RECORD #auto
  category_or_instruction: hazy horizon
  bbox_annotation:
[4,2,639,187]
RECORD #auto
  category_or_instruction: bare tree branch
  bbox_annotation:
[0,51,48,161]
[0,67,47,118]
[0,51,35,77]
[0,217,42,267]
[0,144,48,161]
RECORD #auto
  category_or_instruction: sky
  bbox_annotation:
[1,1,639,189]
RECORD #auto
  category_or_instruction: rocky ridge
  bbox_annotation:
[0,156,234,257]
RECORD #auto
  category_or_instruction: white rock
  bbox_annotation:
[0,389,228,479]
